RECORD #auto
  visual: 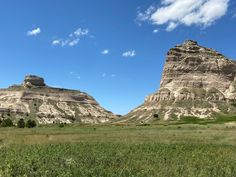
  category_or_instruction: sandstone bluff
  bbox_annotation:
[0,75,115,124]
[121,40,236,123]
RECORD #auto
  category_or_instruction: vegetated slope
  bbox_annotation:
[121,40,236,123]
[0,75,116,124]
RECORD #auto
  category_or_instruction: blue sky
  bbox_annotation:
[0,0,235,115]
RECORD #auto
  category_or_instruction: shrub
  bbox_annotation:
[1,118,14,127]
[17,119,25,128]
[26,119,37,128]
[153,114,159,118]
[58,123,68,128]
[137,123,151,126]
[58,123,65,128]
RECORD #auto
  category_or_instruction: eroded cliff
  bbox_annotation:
[122,40,236,122]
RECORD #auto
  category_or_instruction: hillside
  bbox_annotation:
[0,75,116,124]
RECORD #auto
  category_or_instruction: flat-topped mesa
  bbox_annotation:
[0,75,116,124]
[121,40,236,123]
[23,75,46,88]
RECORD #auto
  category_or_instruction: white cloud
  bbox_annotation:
[69,72,81,80]
[102,73,106,77]
[68,38,80,46]
[137,6,156,22]
[153,29,159,33]
[101,49,109,55]
[52,28,89,47]
[27,27,41,36]
[166,22,178,31]
[73,28,89,36]
[52,40,60,45]
[137,0,230,31]
[122,50,136,57]
[102,73,117,78]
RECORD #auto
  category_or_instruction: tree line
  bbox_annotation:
[0,118,37,128]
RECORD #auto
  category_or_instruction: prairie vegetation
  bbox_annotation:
[1,119,236,177]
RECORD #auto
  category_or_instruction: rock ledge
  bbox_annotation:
[23,75,46,88]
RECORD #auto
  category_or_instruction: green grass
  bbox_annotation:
[1,143,236,177]
[1,123,236,176]
[177,115,236,125]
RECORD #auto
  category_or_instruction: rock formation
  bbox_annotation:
[23,75,46,88]
[121,40,236,122]
[0,75,116,124]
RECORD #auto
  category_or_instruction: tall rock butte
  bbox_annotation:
[121,40,236,122]
[0,75,116,124]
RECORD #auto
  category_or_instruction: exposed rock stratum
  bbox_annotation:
[0,75,115,124]
[121,40,236,123]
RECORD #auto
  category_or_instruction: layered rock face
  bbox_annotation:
[0,75,115,124]
[23,75,46,88]
[122,40,236,122]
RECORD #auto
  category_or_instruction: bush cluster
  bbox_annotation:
[0,118,14,127]
[0,118,37,128]
[17,119,37,128]
[17,119,25,128]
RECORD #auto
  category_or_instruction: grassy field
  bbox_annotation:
[1,121,236,176]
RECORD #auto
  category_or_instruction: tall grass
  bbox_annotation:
[1,143,236,177]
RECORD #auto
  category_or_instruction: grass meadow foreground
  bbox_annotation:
[1,121,236,177]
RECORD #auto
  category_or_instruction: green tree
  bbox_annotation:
[153,114,159,118]
[17,119,25,128]
[26,119,37,128]
[1,118,14,127]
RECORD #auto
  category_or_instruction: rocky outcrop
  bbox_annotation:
[23,75,46,88]
[0,75,116,124]
[120,40,236,123]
